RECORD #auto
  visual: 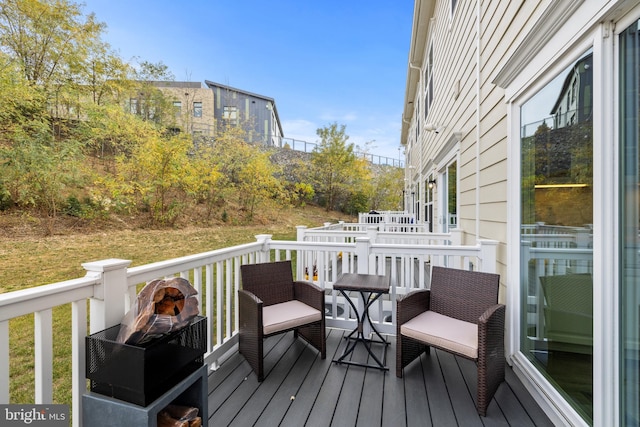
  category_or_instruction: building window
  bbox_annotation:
[193,102,202,118]
[129,98,138,114]
[451,0,458,16]
[173,101,181,117]
[424,44,434,122]
[223,106,238,125]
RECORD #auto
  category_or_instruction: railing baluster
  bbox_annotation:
[35,308,53,403]
[225,260,232,339]
[0,320,8,403]
[193,266,203,314]
[216,261,224,348]
[206,263,214,352]
[71,299,87,427]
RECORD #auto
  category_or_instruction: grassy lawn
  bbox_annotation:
[0,206,352,407]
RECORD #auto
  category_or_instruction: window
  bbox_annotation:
[129,98,138,114]
[173,101,181,117]
[223,106,238,125]
[451,0,458,17]
[424,44,434,122]
[193,102,202,118]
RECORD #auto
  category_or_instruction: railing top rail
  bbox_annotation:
[371,242,481,254]
[527,247,593,256]
[0,276,99,321]
[126,241,263,285]
[269,240,354,251]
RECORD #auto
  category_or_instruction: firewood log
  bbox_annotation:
[164,404,198,421]
[157,410,188,427]
[155,296,176,315]
[165,287,182,298]
[153,287,166,303]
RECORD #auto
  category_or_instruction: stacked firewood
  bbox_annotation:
[157,404,202,427]
[116,277,199,345]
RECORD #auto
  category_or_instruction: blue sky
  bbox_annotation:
[81,1,413,161]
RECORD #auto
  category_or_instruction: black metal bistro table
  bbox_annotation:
[332,273,390,370]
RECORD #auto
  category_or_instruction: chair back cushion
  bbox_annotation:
[430,266,500,324]
[240,260,295,306]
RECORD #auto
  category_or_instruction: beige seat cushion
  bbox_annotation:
[400,310,478,359]
[263,300,322,335]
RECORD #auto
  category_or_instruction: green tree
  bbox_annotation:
[129,60,176,125]
[311,123,369,211]
[208,126,284,222]
[238,150,283,221]
[0,0,105,89]
[369,165,403,211]
[118,129,193,225]
[188,142,224,219]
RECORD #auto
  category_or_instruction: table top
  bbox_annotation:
[333,273,390,293]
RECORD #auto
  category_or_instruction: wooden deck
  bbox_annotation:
[207,328,555,427]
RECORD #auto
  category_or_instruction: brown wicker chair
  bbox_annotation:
[239,260,326,381]
[396,266,504,416]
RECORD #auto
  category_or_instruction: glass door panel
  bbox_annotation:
[619,18,640,427]
[520,50,594,423]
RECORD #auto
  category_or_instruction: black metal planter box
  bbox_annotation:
[86,316,206,406]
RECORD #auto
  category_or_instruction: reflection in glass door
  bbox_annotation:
[619,18,640,427]
[425,175,434,232]
[442,161,457,232]
[520,50,594,423]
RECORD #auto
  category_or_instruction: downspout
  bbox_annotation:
[475,0,481,241]
[409,62,423,223]
[402,116,411,212]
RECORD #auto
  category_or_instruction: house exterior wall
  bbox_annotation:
[152,81,215,136]
[205,81,283,146]
[403,1,640,426]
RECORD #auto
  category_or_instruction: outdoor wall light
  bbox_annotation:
[425,123,444,133]
[428,179,436,189]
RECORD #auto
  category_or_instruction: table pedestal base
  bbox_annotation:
[332,288,390,371]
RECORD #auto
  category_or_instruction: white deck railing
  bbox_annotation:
[0,225,497,426]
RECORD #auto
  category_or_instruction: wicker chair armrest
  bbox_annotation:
[397,289,431,326]
[238,289,263,329]
[293,280,325,312]
[239,288,262,305]
[478,304,505,345]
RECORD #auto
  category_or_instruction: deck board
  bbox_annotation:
[207,330,555,427]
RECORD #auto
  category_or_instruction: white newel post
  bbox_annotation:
[575,228,591,252]
[366,226,378,243]
[355,237,371,274]
[83,259,131,334]
[478,239,498,273]
[255,234,272,264]
[450,228,463,246]
[296,226,307,279]
[354,237,371,336]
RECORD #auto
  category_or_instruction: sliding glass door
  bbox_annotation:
[520,50,594,423]
[619,18,640,427]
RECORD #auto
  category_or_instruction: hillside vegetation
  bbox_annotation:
[0,0,403,236]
